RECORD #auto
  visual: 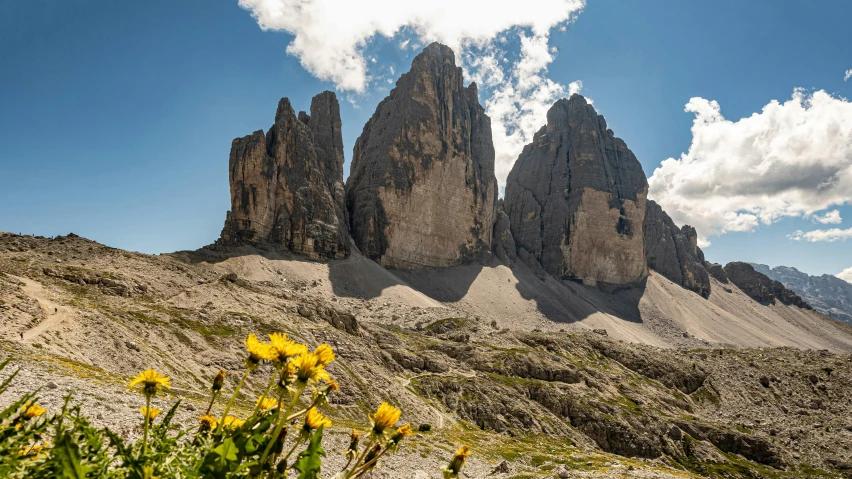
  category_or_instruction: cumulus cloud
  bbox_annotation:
[648,89,852,244]
[845,69,852,82]
[238,0,586,186]
[788,227,852,242]
[838,267,852,283]
[813,209,842,224]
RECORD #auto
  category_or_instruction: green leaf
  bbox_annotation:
[213,437,239,463]
[293,425,326,479]
[54,432,90,479]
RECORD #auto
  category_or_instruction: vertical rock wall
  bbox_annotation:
[220,93,349,260]
[345,43,497,269]
[504,94,648,286]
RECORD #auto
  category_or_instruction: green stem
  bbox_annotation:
[351,446,390,478]
[279,435,305,468]
[204,390,220,416]
[259,384,306,472]
[220,367,250,422]
[142,394,151,456]
[250,368,279,417]
[344,439,376,479]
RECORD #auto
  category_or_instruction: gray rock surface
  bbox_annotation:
[492,204,517,266]
[220,92,349,259]
[345,43,497,269]
[706,262,729,283]
[750,263,852,323]
[724,262,812,309]
[504,94,649,286]
[643,200,711,297]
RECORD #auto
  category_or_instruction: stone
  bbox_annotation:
[492,208,518,266]
[490,460,510,474]
[346,43,497,269]
[45,381,58,389]
[219,92,349,260]
[723,262,812,309]
[504,94,648,286]
[643,200,711,297]
[706,262,728,283]
[125,341,140,352]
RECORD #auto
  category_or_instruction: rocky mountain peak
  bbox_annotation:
[504,94,649,285]
[220,91,349,259]
[345,43,497,269]
[644,199,711,297]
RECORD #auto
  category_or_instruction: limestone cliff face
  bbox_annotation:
[504,94,648,286]
[346,43,498,269]
[220,92,349,259]
[643,200,711,297]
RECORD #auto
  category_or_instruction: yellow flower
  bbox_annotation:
[290,351,331,385]
[139,406,162,421]
[303,407,332,431]
[199,414,217,431]
[222,415,245,429]
[244,334,278,365]
[256,397,278,411]
[269,333,308,362]
[24,403,47,418]
[313,343,335,366]
[443,445,471,478]
[128,369,171,397]
[211,370,226,392]
[391,423,413,444]
[370,402,401,436]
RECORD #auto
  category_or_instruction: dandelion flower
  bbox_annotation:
[313,343,335,366]
[128,369,171,397]
[244,334,278,365]
[211,370,226,392]
[269,333,308,362]
[139,406,162,421]
[390,423,413,445]
[290,351,331,385]
[303,407,332,431]
[222,415,245,429]
[199,414,217,431]
[23,403,46,418]
[370,402,401,436]
[256,397,278,411]
[443,445,471,478]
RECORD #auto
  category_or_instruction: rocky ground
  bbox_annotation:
[1,232,851,478]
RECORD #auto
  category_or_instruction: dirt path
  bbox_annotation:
[9,275,74,341]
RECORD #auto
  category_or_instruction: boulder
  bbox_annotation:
[504,94,648,286]
[220,92,349,260]
[346,43,497,269]
[643,200,711,297]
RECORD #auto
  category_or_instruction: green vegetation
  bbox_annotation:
[0,332,472,479]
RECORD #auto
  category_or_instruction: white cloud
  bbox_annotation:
[239,0,586,187]
[845,69,852,82]
[838,266,852,283]
[788,226,852,242]
[238,0,584,91]
[813,209,842,224]
[464,33,585,185]
[648,89,852,244]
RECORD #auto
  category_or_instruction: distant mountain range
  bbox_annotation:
[750,263,852,323]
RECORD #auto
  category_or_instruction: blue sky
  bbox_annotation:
[1,0,851,278]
